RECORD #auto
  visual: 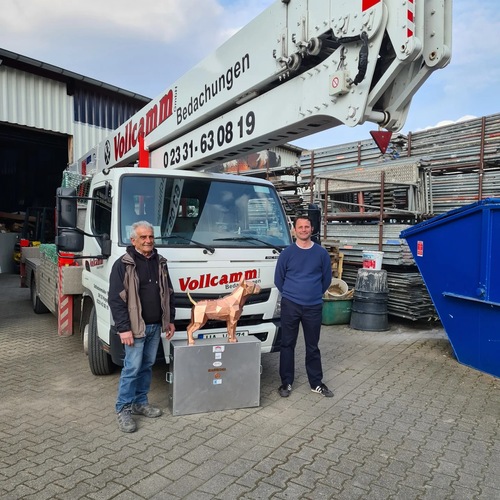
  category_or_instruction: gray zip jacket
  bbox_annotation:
[108,248,175,338]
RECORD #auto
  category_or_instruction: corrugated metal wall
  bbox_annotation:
[0,65,144,161]
[0,59,150,220]
[0,66,71,134]
[71,122,113,162]
[275,146,301,168]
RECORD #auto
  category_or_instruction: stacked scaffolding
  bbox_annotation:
[300,113,500,217]
[297,112,500,321]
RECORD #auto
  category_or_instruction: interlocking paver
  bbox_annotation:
[2,272,500,499]
[127,471,174,498]
[213,482,252,499]
[273,479,312,498]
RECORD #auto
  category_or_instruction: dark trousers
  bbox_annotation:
[279,297,323,389]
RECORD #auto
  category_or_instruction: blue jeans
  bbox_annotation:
[115,324,161,413]
[279,297,323,389]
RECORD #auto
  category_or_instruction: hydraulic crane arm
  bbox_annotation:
[76,0,451,174]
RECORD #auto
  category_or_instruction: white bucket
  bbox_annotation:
[362,250,384,270]
[325,278,349,299]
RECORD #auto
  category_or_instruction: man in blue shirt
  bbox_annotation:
[274,216,333,398]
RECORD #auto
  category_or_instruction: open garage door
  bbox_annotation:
[0,123,68,249]
[0,124,68,236]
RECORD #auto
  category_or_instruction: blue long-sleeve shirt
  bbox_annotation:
[274,242,332,306]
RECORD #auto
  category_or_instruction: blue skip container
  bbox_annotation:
[400,199,500,378]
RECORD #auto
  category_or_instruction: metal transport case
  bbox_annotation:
[167,336,261,416]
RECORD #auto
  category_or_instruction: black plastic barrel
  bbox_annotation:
[350,269,389,331]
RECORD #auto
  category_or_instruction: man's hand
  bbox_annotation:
[165,323,175,340]
[119,331,134,346]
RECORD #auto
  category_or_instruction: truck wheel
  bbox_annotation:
[88,307,115,376]
[31,276,49,314]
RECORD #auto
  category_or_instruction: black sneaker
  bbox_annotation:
[117,406,137,433]
[311,383,334,397]
[278,384,292,397]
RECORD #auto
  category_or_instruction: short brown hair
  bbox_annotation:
[293,216,313,228]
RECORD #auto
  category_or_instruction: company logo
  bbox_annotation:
[179,269,258,291]
[88,258,104,267]
[113,90,174,162]
[104,141,111,165]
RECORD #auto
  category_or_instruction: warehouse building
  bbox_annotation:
[0,48,150,215]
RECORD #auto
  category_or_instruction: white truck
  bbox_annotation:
[22,0,451,375]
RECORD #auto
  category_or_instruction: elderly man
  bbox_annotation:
[108,221,175,432]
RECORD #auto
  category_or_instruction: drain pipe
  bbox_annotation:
[378,171,385,251]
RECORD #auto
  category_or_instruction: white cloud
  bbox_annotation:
[0,0,276,94]
[1,0,499,150]
[2,0,224,43]
[415,115,478,132]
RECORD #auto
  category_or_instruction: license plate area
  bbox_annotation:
[199,330,249,340]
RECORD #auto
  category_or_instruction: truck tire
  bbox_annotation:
[31,276,49,314]
[88,306,115,376]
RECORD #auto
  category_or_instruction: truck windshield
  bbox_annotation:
[119,175,292,249]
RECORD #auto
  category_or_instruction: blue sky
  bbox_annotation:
[1,0,499,150]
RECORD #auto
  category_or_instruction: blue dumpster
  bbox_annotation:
[400,199,500,378]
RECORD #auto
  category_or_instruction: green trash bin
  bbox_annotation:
[322,298,353,325]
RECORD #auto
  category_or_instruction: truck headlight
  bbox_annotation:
[273,293,282,318]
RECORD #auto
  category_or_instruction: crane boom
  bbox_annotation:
[74,0,451,174]
[36,0,452,373]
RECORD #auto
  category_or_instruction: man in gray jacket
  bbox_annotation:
[108,221,175,432]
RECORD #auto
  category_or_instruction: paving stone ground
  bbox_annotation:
[1,272,499,499]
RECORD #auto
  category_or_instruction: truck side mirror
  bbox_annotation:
[57,187,78,227]
[56,229,84,252]
[100,234,112,258]
[55,187,84,252]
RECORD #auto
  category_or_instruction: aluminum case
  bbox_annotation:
[167,336,261,416]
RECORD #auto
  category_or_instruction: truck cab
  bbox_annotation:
[66,168,291,374]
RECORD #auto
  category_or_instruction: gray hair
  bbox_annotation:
[130,221,154,239]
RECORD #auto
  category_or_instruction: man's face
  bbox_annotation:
[131,226,155,256]
[294,218,312,240]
